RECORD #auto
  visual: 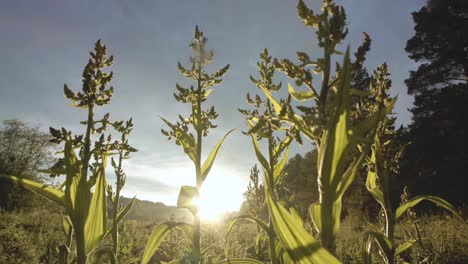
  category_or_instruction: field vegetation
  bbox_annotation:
[0,0,467,263]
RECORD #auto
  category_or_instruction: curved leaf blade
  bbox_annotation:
[395,195,460,220]
[0,174,65,207]
[177,185,198,214]
[362,231,393,264]
[200,129,235,183]
[273,145,290,185]
[141,222,192,264]
[288,83,318,102]
[394,240,416,256]
[84,164,107,254]
[267,193,340,263]
[247,122,271,176]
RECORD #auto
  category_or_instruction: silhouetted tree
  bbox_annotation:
[402,0,468,205]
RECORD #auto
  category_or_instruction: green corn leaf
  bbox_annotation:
[177,185,198,214]
[200,129,235,183]
[161,117,197,163]
[204,88,213,98]
[84,164,107,254]
[309,203,321,233]
[255,233,263,256]
[0,174,65,207]
[266,193,340,263]
[64,138,84,213]
[394,240,416,256]
[288,83,318,102]
[273,144,290,185]
[225,215,271,257]
[395,195,460,220]
[117,196,136,223]
[291,118,316,141]
[319,47,352,188]
[141,222,192,264]
[103,196,136,240]
[363,231,393,264]
[247,122,271,176]
[336,151,366,199]
[259,87,282,114]
[62,215,72,236]
[314,47,353,248]
[216,258,264,264]
[365,150,385,207]
[289,206,304,227]
[273,136,292,160]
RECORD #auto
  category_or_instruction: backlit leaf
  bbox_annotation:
[200,129,235,183]
[395,195,460,220]
[84,163,107,254]
[0,174,65,207]
[161,117,197,163]
[177,185,199,214]
[394,240,416,256]
[141,222,192,264]
[267,193,340,263]
[288,83,318,102]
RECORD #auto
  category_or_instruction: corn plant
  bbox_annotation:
[229,49,293,264]
[107,119,137,261]
[362,64,461,264]
[264,0,396,255]
[233,46,343,263]
[141,26,233,264]
[0,40,136,264]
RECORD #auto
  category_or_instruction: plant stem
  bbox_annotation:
[75,224,87,264]
[112,149,124,260]
[74,103,95,264]
[193,62,203,263]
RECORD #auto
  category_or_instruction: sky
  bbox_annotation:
[0,0,426,208]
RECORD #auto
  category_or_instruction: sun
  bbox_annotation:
[193,170,247,222]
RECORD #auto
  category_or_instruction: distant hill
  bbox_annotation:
[117,196,193,223]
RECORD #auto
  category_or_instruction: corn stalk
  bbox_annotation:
[151,26,232,264]
[271,0,393,255]
[362,64,461,264]
[0,40,136,264]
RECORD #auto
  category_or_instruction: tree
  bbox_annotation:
[402,0,468,205]
[0,119,55,210]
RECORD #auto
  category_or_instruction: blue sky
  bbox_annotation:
[0,0,426,206]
